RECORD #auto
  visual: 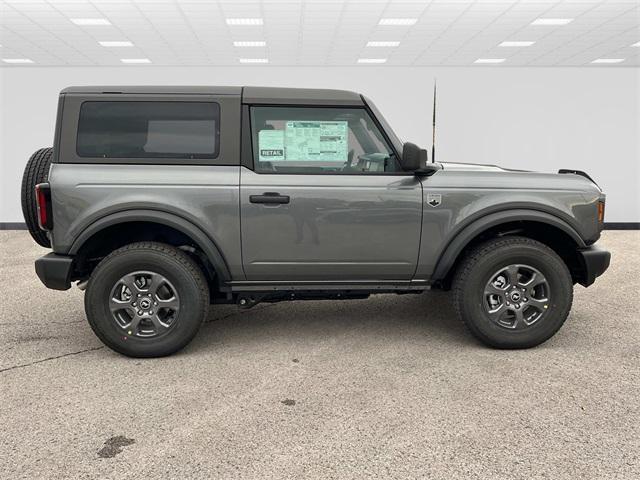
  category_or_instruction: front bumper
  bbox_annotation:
[577,246,611,287]
[35,253,74,290]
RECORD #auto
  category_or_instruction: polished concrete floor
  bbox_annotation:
[1,231,638,479]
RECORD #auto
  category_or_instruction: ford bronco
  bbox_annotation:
[22,86,610,357]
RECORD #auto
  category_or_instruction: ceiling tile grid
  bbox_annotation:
[0,0,638,66]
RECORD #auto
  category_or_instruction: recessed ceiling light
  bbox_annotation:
[366,41,400,47]
[2,58,34,64]
[378,18,417,26]
[226,18,263,26]
[591,58,625,64]
[358,58,387,64]
[474,58,506,64]
[499,41,535,47]
[120,58,151,64]
[99,41,133,47]
[239,58,268,63]
[632,41,640,47]
[71,18,111,26]
[234,41,266,47]
[531,18,573,26]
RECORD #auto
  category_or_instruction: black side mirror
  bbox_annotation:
[400,142,429,172]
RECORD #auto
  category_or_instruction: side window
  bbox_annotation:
[250,106,399,174]
[77,101,220,159]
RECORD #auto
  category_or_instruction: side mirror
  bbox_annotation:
[400,142,429,172]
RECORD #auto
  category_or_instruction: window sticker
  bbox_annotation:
[258,130,285,161]
[285,121,348,162]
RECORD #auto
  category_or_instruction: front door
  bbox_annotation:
[240,105,423,281]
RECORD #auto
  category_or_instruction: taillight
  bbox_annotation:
[35,183,52,230]
[597,200,605,224]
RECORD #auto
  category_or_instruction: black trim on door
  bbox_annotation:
[240,104,254,169]
[249,192,290,204]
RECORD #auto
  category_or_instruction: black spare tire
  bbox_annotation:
[21,147,53,247]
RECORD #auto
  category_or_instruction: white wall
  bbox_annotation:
[1,66,638,223]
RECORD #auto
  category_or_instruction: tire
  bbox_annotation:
[85,242,209,358]
[21,147,53,247]
[453,236,573,349]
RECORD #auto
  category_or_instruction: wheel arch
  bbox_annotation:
[69,210,231,285]
[431,209,587,287]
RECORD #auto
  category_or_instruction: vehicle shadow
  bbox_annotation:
[187,291,477,354]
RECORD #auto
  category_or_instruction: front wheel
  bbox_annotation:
[453,236,573,349]
[85,242,209,357]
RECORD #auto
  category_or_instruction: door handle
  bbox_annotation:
[249,192,290,204]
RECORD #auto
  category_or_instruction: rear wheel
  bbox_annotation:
[21,147,53,247]
[85,242,209,357]
[453,236,573,349]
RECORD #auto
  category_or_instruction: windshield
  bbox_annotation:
[362,96,404,155]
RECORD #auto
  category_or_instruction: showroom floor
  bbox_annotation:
[1,230,638,479]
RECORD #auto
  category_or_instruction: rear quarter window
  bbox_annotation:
[76,101,220,159]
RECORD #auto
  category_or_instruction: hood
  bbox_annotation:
[437,162,602,193]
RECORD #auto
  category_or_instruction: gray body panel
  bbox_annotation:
[49,164,244,280]
[240,168,422,281]
[48,163,601,285]
[416,168,602,279]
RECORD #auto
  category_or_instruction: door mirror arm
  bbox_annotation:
[414,163,442,176]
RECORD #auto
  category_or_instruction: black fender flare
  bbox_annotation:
[69,209,232,283]
[431,209,586,281]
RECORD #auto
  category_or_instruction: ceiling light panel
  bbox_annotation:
[239,58,268,63]
[2,58,34,64]
[367,41,400,47]
[234,41,266,47]
[379,19,417,26]
[531,18,573,26]
[358,58,387,64]
[226,19,263,26]
[474,58,506,64]
[99,41,133,48]
[121,58,151,64]
[71,18,111,26]
[499,41,535,47]
[591,58,625,64]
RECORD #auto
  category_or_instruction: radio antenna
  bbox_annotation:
[431,79,437,163]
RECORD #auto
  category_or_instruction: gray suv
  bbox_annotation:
[21,86,610,357]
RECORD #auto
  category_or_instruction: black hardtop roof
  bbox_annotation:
[243,86,362,106]
[60,86,364,106]
[60,85,241,95]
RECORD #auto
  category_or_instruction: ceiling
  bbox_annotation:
[1,0,638,67]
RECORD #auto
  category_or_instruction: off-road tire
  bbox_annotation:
[85,242,209,358]
[21,147,53,247]
[453,236,573,349]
